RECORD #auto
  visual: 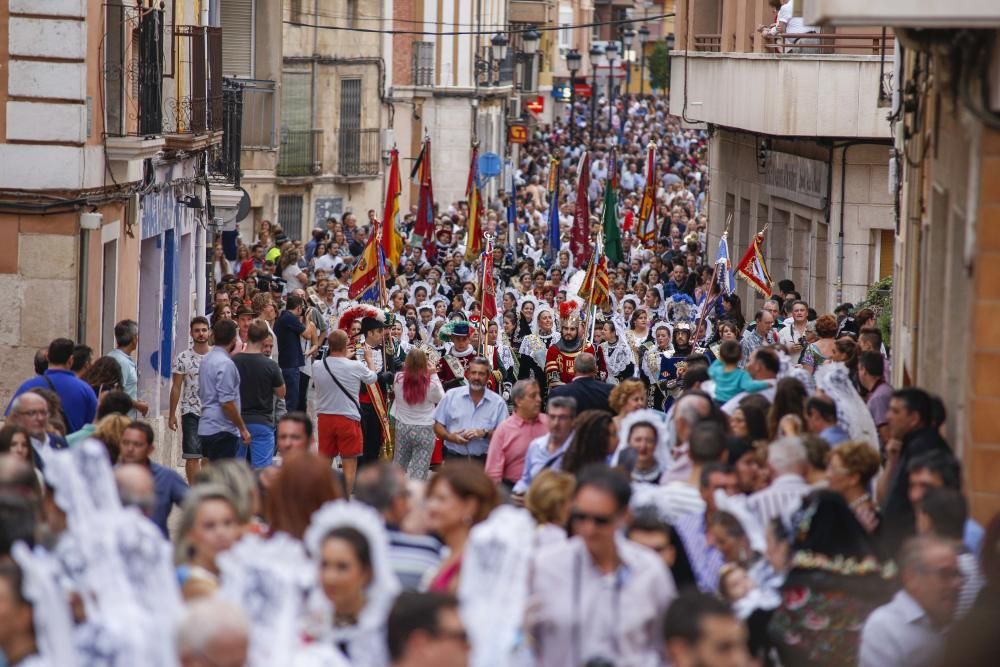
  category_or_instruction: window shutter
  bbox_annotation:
[221,0,254,78]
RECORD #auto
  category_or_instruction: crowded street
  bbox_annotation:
[0,1,999,667]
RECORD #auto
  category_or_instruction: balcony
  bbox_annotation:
[163,25,224,151]
[278,129,323,177]
[510,0,554,24]
[208,79,243,187]
[240,79,277,150]
[335,128,381,180]
[803,0,1000,28]
[673,0,891,139]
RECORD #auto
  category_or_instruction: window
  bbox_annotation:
[559,5,573,51]
[412,41,434,86]
[278,195,304,240]
[102,237,118,354]
[221,0,255,78]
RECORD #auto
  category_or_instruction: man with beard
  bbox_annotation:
[433,357,508,463]
[657,322,695,412]
[544,302,596,389]
[518,305,557,395]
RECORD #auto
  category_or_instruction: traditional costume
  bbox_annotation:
[596,314,637,384]
[518,304,557,394]
[544,302,596,388]
[642,321,675,410]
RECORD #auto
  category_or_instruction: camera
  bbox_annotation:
[255,275,286,293]
[798,336,807,346]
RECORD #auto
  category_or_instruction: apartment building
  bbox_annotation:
[804,0,1000,522]
[670,0,894,315]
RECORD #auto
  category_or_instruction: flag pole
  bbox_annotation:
[478,234,494,356]
[693,211,733,346]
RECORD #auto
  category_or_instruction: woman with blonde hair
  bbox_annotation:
[825,440,882,533]
[391,347,444,480]
[609,378,648,433]
[279,247,309,293]
[193,459,263,533]
[525,470,576,546]
[91,413,133,463]
[174,484,242,600]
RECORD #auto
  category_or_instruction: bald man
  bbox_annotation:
[547,352,614,414]
[114,463,156,519]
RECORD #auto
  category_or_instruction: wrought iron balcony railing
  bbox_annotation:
[164,26,224,135]
[278,128,323,177]
[335,128,381,178]
[104,3,164,137]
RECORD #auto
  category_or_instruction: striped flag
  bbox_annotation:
[636,144,657,247]
[578,251,610,311]
[349,234,383,300]
[465,146,484,263]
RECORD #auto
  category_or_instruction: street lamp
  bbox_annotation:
[589,44,603,134]
[623,29,636,96]
[520,26,540,91]
[604,40,619,132]
[638,26,650,96]
[566,49,582,145]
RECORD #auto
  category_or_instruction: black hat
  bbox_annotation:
[451,321,471,336]
[360,317,386,334]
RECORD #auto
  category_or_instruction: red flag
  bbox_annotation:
[571,151,591,263]
[735,232,773,297]
[380,147,404,267]
[578,251,610,311]
[481,248,497,320]
[349,235,381,299]
[411,139,437,262]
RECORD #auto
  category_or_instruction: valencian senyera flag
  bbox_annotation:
[409,138,436,262]
[465,145,485,263]
[381,147,405,268]
[636,143,658,248]
[735,231,773,297]
[349,234,383,300]
[547,157,561,262]
[578,250,611,311]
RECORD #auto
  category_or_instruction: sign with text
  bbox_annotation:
[763,151,830,210]
[507,124,529,144]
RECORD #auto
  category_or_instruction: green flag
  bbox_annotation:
[602,179,623,264]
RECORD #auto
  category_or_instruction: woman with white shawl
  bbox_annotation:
[814,362,880,451]
[303,501,401,666]
[611,409,673,486]
[596,314,636,384]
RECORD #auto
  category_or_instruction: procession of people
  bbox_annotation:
[1,87,998,667]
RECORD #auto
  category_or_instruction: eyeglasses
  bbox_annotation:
[569,510,614,526]
[16,409,49,418]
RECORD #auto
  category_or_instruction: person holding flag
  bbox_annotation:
[465,144,485,263]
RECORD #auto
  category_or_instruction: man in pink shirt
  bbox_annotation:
[485,379,549,489]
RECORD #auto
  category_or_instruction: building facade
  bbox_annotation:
[804,0,1000,522]
[670,0,893,314]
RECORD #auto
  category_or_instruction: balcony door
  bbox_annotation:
[338,78,362,176]
[278,71,313,176]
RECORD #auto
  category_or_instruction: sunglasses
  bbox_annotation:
[569,510,615,527]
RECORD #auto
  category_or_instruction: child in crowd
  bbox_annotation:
[708,340,771,403]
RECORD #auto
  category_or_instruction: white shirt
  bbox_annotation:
[312,356,377,421]
[630,480,706,525]
[778,1,816,35]
[859,589,946,667]
[314,253,343,275]
[747,474,810,527]
[390,374,444,425]
[281,264,306,294]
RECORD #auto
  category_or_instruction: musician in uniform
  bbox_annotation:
[337,305,399,467]
[544,302,595,389]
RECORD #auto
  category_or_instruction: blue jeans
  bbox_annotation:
[237,423,275,469]
[281,368,300,413]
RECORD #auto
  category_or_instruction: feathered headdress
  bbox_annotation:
[337,304,384,333]
[560,300,583,329]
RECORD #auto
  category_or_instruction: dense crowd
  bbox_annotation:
[0,91,997,667]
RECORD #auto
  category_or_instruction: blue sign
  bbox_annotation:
[551,83,571,101]
[479,152,502,178]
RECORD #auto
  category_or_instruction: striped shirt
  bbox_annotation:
[746,474,811,527]
[673,512,725,593]
[387,528,443,591]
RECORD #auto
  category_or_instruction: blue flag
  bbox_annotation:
[547,161,561,263]
[715,232,735,295]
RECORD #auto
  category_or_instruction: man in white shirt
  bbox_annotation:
[313,329,378,494]
[777,300,810,357]
[859,536,963,667]
[746,436,811,527]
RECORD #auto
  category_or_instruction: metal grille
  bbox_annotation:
[412,42,434,86]
[278,71,320,176]
[165,26,223,134]
[240,79,276,148]
[277,195,304,240]
[337,79,363,175]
